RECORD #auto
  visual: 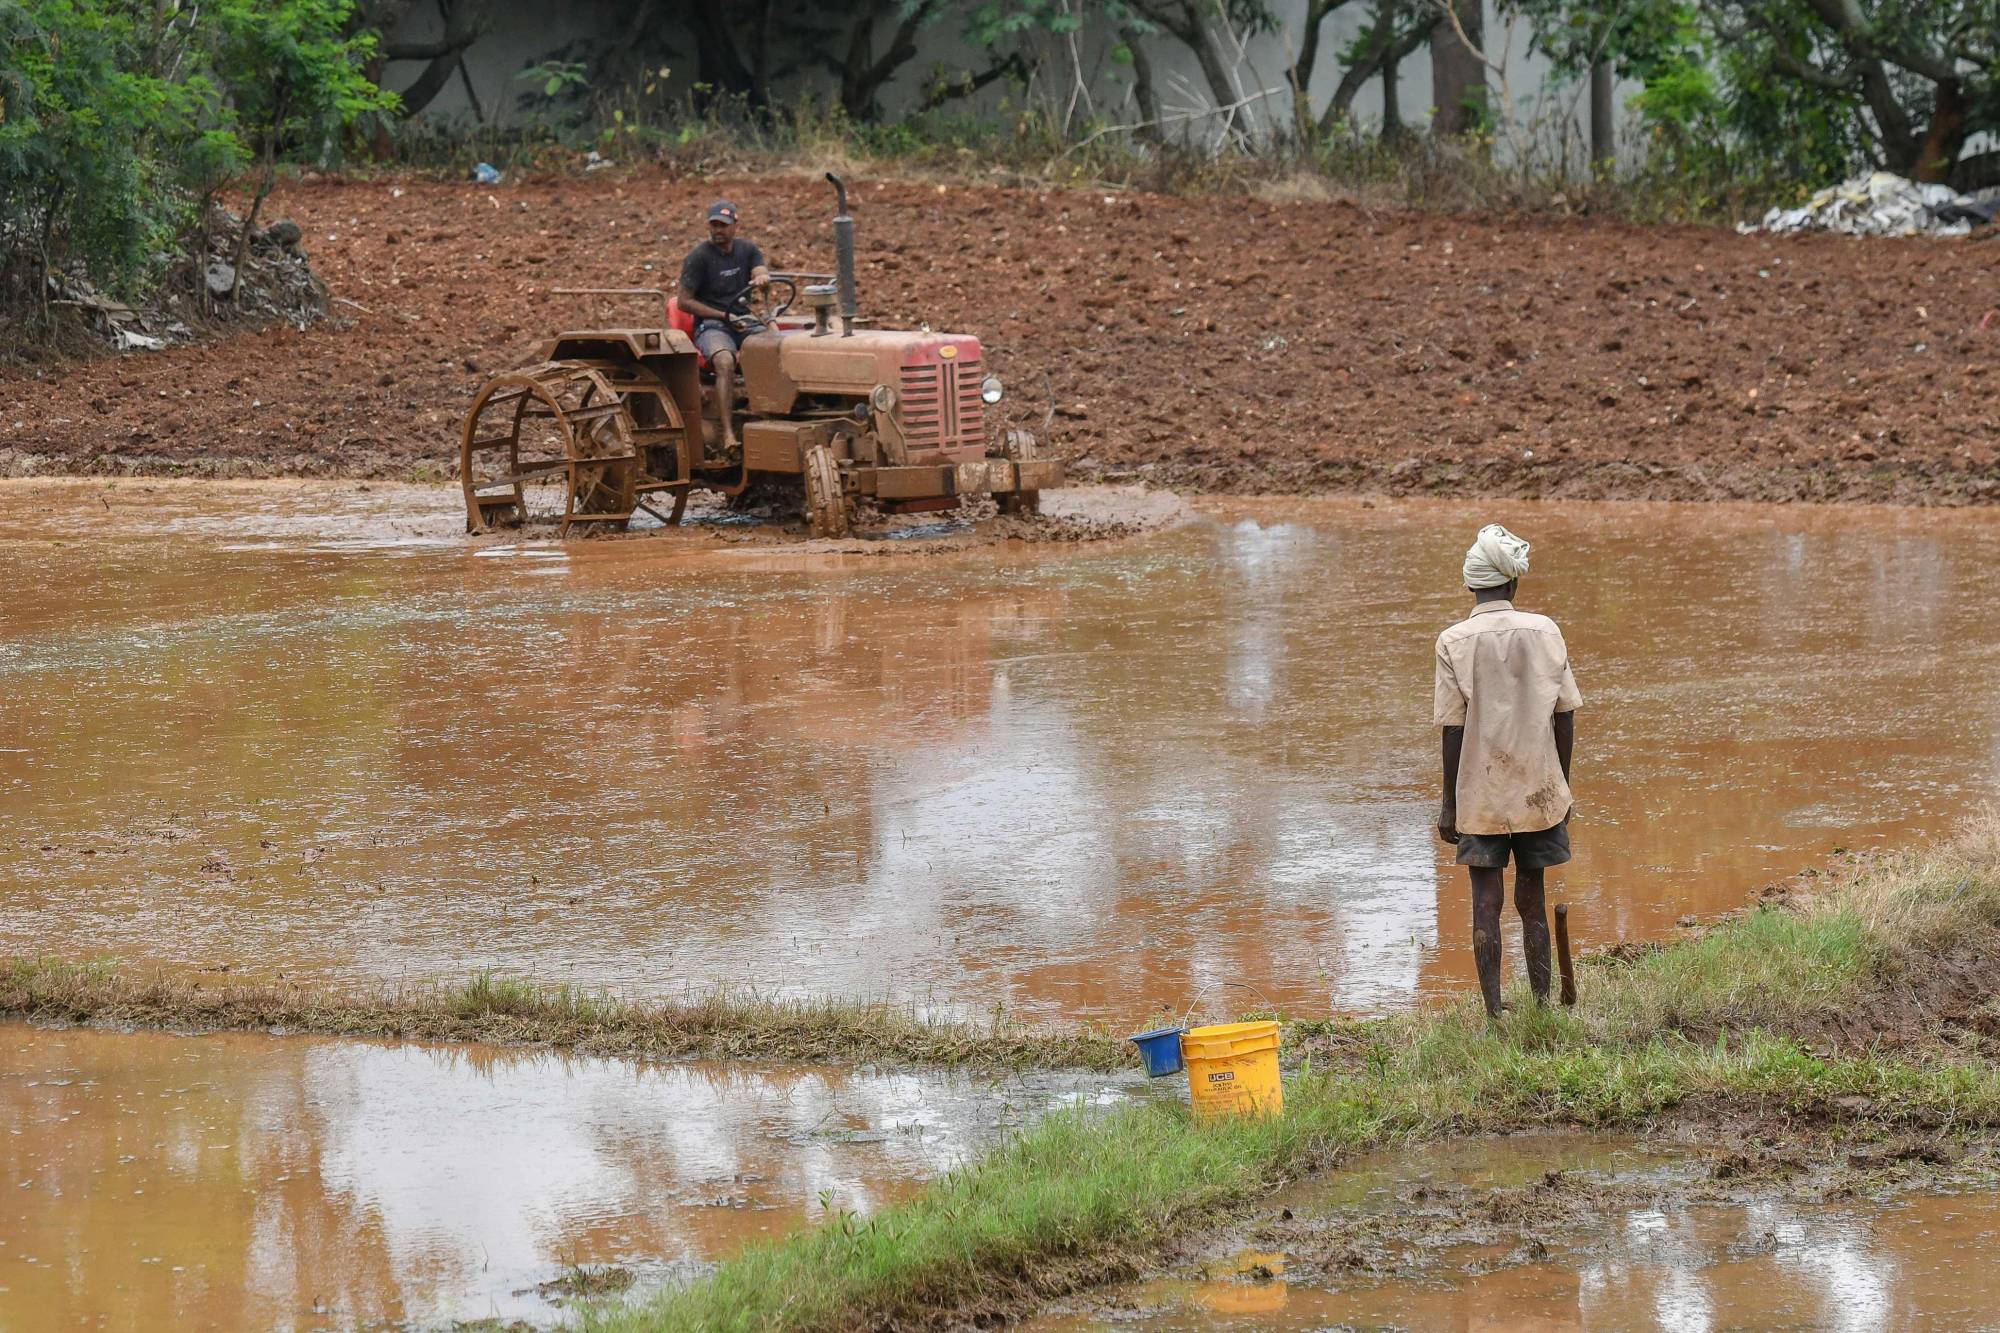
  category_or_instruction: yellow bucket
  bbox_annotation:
[1181,1020,1283,1121]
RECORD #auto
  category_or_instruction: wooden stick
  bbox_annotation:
[1554,903,1577,1007]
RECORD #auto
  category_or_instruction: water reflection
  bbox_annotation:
[1031,1136,2000,1332]
[4,483,2000,1021]
[0,1022,1140,1329]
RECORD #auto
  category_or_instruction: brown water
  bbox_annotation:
[1031,1137,2000,1332]
[0,1020,1143,1328]
[5,480,2000,1020]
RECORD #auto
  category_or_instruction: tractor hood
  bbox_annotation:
[736,328,984,420]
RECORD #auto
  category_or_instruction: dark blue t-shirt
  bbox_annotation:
[679,238,765,314]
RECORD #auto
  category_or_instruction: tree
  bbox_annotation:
[209,0,391,297]
[1515,0,2000,188]
[1126,0,1280,132]
[1316,0,1432,137]
[1285,0,1362,139]
[1,0,241,319]
[839,0,947,120]
[1427,0,1486,134]
[1703,0,1998,186]
[368,0,487,120]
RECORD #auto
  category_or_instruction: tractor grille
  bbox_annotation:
[900,358,985,453]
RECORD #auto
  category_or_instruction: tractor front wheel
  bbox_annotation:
[998,429,1041,516]
[803,444,849,539]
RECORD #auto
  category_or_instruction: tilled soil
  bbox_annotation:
[3,169,1998,502]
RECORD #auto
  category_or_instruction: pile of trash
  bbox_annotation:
[52,205,329,353]
[1742,171,2000,238]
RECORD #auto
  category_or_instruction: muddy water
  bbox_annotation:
[5,480,2000,1018]
[0,1020,1140,1328]
[1031,1136,2000,1332]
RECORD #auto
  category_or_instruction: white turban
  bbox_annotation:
[1463,523,1530,590]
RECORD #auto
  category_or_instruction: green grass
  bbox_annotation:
[600,1023,2000,1332]
[0,960,1128,1071]
[595,819,2000,1331]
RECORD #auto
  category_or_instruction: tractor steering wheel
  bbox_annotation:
[762,275,798,319]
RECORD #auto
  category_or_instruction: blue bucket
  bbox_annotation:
[1129,1026,1187,1078]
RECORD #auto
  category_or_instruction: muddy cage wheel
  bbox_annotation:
[997,429,1041,516]
[803,443,849,539]
[459,359,677,536]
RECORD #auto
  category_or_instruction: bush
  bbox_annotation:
[0,0,386,335]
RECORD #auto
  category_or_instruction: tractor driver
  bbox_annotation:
[677,200,770,455]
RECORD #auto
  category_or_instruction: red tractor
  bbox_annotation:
[458,175,1060,538]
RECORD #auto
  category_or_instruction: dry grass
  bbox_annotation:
[0,960,1129,1070]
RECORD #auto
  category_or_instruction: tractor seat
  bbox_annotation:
[666,296,707,370]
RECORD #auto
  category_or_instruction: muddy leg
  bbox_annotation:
[713,348,740,453]
[1469,866,1506,1018]
[1515,867,1552,1005]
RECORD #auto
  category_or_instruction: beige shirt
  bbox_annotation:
[1433,600,1583,835]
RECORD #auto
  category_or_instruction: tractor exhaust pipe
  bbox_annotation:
[827,173,857,337]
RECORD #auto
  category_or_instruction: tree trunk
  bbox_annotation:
[1428,0,1485,137]
[1589,58,1613,170]
[1288,0,1340,141]
[1131,0,1244,114]
[384,0,483,119]
[394,48,465,117]
[1321,3,1425,138]
[230,127,280,303]
[1125,27,1163,144]
[838,0,938,121]
[1382,37,1405,142]
[682,1,758,104]
[1908,79,1967,183]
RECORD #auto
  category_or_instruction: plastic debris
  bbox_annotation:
[1742,171,2000,238]
[472,162,502,185]
[583,150,613,172]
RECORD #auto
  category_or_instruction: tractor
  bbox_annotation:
[457,174,1061,539]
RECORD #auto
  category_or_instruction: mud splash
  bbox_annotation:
[6,483,2000,1021]
[0,1021,1145,1329]
[1030,1133,2000,1331]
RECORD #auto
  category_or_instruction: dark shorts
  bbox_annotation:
[1455,820,1571,870]
[695,319,740,361]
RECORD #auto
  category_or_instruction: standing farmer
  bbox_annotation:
[1433,524,1581,1018]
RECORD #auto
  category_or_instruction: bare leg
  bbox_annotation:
[1515,866,1552,1005]
[1469,866,1505,1018]
[713,348,739,453]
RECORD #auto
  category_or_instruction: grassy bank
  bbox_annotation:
[0,962,1128,1071]
[594,819,2000,1331]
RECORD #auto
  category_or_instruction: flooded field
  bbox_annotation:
[5,480,2000,1019]
[0,1021,1142,1328]
[1031,1134,2000,1332]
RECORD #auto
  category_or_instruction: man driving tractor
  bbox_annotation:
[677,200,771,455]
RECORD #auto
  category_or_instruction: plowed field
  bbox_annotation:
[4,169,1996,502]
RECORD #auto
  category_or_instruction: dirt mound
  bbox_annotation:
[3,170,1996,503]
[35,208,327,357]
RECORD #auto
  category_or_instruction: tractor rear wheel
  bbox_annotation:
[460,359,676,536]
[802,444,849,539]
[997,429,1041,516]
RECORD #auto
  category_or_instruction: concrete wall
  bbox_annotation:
[382,2,1624,161]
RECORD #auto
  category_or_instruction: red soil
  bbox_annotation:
[4,169,1996,502]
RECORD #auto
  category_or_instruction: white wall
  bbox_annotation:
[382,2,1619,160]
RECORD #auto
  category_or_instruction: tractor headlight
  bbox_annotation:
[870,383,897,413]
[980,375,1004,405]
